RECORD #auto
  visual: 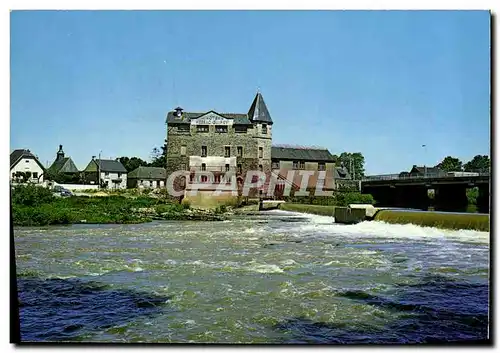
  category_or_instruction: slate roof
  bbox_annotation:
[92,159,128,173]
[10,149,45,170]
[165,111,253,125]
[49,157,79,174]
[271,146,336,162]
[248,92,273,124]
[128,167,166,179]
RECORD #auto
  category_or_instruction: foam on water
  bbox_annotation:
[276,211,489,245]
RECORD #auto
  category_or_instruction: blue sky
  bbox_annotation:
[10,10,490,174]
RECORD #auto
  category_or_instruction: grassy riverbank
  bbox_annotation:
[279,203,336,216]
[374,210,490,232]
[11,185,226,226]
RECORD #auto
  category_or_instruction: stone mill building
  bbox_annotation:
[164,92,349,206]
[165,92,273,204]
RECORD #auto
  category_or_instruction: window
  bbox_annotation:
[117,173,122,178]
[272,161,280,169]
[201,146,207,157]
[140,180,144,184]
[293,161,298,169]
[197,125,209,133]
[180,145,187,156]
[105,172,109,176]
[215,175,221,183]
[235,126,247,133]
[318,163,326,171]
[215,125,228,133]
[225,164,230,172]
[201,175,208,183]
[237,146,243,157]
[259,165,263,172]
[178,125,190,133]
[299,161,305,170]
[201,163,206,171]
[224,146,231,157]
[237,164,242,174]
[262,124,267,134]
[25,160,29,163]
[259,147,263,158]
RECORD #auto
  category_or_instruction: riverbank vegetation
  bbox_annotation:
[374,210,489,232]
[11,185,226,226]
[279,203,336,216]
[284,192,374,207]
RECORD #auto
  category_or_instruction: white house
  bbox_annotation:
[83,157,127,189]
[10,149,45,184]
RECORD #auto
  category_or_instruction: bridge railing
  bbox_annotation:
[362,171,490,182]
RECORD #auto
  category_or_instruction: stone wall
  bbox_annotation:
[165,121,272,178]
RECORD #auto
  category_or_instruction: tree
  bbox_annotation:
[435,156,463,173]
[149,145,167,168]
[117,156,149,172]
[335,152,365,180]
[464,155,490,173]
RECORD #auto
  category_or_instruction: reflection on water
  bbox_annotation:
[14,210,490,343]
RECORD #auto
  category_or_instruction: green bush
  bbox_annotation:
[11,184,54,207]
[284,192,374,207]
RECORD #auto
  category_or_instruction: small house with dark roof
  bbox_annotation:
[409,165,446,178]
[47,145,80,177]
[127,167,167,189]
[83,157,128,189]
[10,148,45,183]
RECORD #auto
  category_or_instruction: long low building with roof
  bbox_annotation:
[127,166,167,189]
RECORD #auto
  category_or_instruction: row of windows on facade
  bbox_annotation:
[177,124,268,134]
[285,161,326,171]
[181,164,263,173]
[101,172,123,177]
[181,146,264,158]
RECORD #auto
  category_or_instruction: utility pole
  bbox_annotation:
[98,151,102,189]
[422,144,427,177]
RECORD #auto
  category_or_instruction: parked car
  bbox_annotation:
[53,185,74,197]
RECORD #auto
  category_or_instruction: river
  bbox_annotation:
[14,210,490,343]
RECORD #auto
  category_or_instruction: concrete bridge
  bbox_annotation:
[361,172,490,213]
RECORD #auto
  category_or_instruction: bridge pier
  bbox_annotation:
[396,186,429,210]
[364,186,395,207]
[434,185,468,212]
[477,184,490,214]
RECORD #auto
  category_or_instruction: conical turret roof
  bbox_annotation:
[248,92,273,124]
